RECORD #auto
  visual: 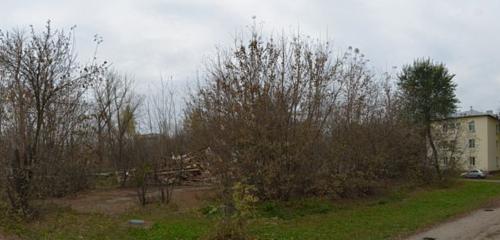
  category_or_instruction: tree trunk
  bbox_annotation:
[427,125,442,180]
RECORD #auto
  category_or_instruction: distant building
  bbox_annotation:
[432,109,500,171]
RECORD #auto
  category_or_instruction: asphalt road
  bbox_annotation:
[407,179,500,240]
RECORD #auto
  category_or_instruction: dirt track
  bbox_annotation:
[48,185,214,215]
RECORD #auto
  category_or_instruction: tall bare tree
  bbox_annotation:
[186,26,426,210]
[143,79,184,204]
[0,22,104,216]
[91,71,140,186]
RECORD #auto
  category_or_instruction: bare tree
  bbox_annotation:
[185,26,426,209]
[91,71,140,186]
[186,27,347,206]
[432,119,468,173]
[144,79,183,204]
[0,22,104,216]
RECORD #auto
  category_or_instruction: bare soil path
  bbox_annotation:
[47,185,214,215]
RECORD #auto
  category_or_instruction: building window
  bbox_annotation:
[469,121,475,133]
[470,157,476,166]
[469,139,475,148]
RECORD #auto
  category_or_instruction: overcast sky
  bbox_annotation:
[2,0,500,112]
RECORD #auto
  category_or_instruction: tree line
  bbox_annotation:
[0,22,458,218]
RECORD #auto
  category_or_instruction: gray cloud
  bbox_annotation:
[1,0,499,111]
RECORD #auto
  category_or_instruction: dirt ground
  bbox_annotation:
[47,185,215,215]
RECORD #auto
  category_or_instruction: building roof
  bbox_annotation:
[447,109,499,120]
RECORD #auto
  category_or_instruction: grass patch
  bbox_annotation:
[0,202,210,240]
[2,181,500,239]
[251,181,500,239]
[258,198,334,220]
